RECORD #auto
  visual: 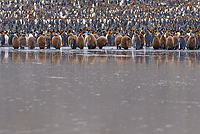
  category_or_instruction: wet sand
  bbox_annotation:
[0,47,200,134]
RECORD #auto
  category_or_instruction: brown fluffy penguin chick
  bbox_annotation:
[139,34,145,48]
[134,34,141,50]
[97,36,108,49]
[152,36,160,49]
[121,36,131,50]
[86,33,97,49]
[19,34,26,47]
[173,35,179,49]
[68,33,77,49]
[73,35,78,45]
[187,34,196,50]
[93,34,99,39]
[166,36,174,50]
[77,34,85,49]
[115,33,122,49]
[28,37,36,49]
[45,34,51,49]
[37,35,46,49]
[52,34,61,49]
[12,36,20,49]
[68,33,74,46]
[160,35,166,49]
[197,34,200,49]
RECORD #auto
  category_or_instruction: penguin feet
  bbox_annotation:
[117,45,121,49]
[47,44,50,49]
[30,46,34,49]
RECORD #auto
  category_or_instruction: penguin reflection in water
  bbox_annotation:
[115,51,132,65]
[52,52,62,64]
[37,52,46,63]
[12,51,20,62]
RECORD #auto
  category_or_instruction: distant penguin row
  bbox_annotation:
[65,33,108,49]
[151,34,200,50]
[114,31,200,50]
[9,32,200,50]
[12,34,62,49]
[11,33,109,50]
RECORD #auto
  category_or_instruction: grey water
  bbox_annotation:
[0,47,200,134]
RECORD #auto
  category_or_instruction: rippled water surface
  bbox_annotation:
[1,47,200,134]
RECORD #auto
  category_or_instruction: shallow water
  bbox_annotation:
[1,47,200,134]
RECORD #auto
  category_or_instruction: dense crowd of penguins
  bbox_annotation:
[0,0,200,50]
